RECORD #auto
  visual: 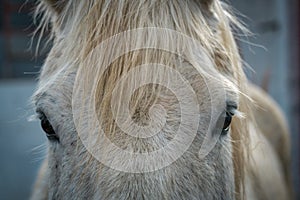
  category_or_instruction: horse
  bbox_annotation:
[30,0,292,199]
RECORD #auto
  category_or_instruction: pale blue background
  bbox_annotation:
[0,81,46,200]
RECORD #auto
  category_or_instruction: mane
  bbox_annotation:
[35,0,251,199]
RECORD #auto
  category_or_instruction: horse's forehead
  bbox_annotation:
[33,62,76,108]
[35,64,238,108]
[34,41,239,110]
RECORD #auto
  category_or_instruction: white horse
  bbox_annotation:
[30,0,292,199]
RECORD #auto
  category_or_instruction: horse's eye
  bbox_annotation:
[222,112,232,133]
[39,113,59,142]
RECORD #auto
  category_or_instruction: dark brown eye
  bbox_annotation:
[39,113,59,142]
[222,112,232,132]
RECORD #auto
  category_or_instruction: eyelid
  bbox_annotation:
[226,101,237,109]
[35,108,47,120]
[226,109,236,116]
[227,108,244,119]
[226,102,238,116]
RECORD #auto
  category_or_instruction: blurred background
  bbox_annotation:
[0,0,299,199]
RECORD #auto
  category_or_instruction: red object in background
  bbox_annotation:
[1,0,47,79]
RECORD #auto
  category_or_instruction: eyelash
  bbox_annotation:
[219,105,238,135]
[37,110,59,142]
[222,111,233,133]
